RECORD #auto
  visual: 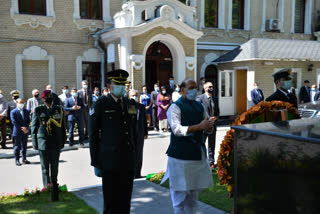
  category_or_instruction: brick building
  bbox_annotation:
[0,0,319,116]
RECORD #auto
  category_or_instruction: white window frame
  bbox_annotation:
[73,0,112,31]
[291,0,312,34]
[200,0,225,29]
[228,0,250,31]
[10,0,56,28]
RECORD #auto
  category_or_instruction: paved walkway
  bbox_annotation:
[72,179,228,214]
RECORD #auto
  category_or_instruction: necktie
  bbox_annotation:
[74,98,77,105]
[84,91,87,105]
[20,110,24,120]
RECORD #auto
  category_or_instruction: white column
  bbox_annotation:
[15,54,24,98]
[120,35,132,72]
[227,0,232,31]
[278,0,284,32]
[48,55,55,92]
[244,0,251,30]
[291,0,295,33]
[103,0,112,23]
[200,0,205,28]
[261,0,266,33]
[218,0,225,29]
[305,0,312,34]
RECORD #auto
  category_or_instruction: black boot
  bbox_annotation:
[51,183,59,202]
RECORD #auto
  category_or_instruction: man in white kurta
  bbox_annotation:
[162,79,215,214]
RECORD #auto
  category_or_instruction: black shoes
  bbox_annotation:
[15,160,21,166]
[22,159,31,164]
[51,183,59,201]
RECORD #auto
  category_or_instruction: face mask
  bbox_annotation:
[311,88,316,91]
[63,89,69,94]
[282,80,292,90]
[155,87,160,92]
[83,85,88,89]
[45,97,53,105]
[254,86,259,89]
[112,85,126,97]
[34,94,39,98]
[186,89,198,100]
[103,91,109,96]
[48,89,54,93]
[17,103,24,110]
[176,88,180,92]
[169,80,174,84]
[95,91,99,95]
[14,96,19,100]
[202,81,205,84]
[72,93,78,97]
[132,96,138,102]
[208,88,214,94]
[143,90,147,94]
[162,90,166,95]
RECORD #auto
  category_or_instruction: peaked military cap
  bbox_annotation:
[10,90,20,96]
[107,69,129,84]
[272,68,292,81]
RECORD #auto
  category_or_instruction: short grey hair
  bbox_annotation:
[82,80,88,85]
[129,89,138,96]
[32,89,39,95]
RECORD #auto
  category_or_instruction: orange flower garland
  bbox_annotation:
[217,101,301,196]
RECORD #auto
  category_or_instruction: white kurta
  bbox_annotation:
[161,103,213,191]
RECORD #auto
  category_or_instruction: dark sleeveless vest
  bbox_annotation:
[166,96,206,160]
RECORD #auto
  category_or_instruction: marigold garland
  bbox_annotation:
[217,101,301,196]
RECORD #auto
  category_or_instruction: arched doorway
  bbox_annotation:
[205,64,218,97]
[145,41,173,91]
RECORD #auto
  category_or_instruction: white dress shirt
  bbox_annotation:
[161,103,213,191]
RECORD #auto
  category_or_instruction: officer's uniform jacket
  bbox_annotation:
[7,100,17,123]
[31,105,65,150]
[266,88,298,108]
[89,94,137,171]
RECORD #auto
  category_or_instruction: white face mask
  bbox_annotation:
[103,91,109,96]
[17,103,24,110]
[162,90,166,94]
[131,96,138,102]
[83,85,88,89]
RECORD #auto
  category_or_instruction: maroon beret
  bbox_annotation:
[41,90,52,98]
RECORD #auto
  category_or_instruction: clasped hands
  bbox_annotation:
[21,126,28,134]
[200,117,216,131]
[72,105,81,110]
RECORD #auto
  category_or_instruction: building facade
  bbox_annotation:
[0,0,319,115]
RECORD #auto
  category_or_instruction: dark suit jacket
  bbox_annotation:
[31,105,65,150]
[6,100,17,122]
[136,103,148,140]
[165,84,175,96]
[10,108,30,137]
[78,89,93,108]
[89,95,136,171]
[251,89,264,105]
[314,91,320,101]
[150,91,159,107]
[65,97,84,121]
[196,94,220,117]
[299,86,311,103]
[266,89,298,108]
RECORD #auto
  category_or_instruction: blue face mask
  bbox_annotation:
[169,80,174,84]
[112,85,126,97]
[186,89,198,100]
[283,80,292,90]
[176,88,180,92]
[72,93,78,97]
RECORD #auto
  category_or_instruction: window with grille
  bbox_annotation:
[294,0,305,33]
[80,0,102,20]
[205,0,219,28]
[18,0,46,16]
[232,0,245,29]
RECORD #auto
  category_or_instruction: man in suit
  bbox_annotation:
[58,86,70,106]
[266,68,298,108]
[46,85,61,106]
[165,76,175,96]
[129,90,148,178]
[0,92,8,149]
[65,88,84,146]
[78,80,92,140]
[89,69,137,214]
[196,82,220,168]
[26,89,43,120]
[31,90,65,201]
[299,80,311,104]
[10,99,30,166]
[7,90,20,142]
[250,83,264,106]
[151,83,160,131]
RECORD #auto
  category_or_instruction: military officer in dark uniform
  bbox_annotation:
[89,69,137,214]
[31,90,65,201]
[266,68,298,108]
[7,90,20,141]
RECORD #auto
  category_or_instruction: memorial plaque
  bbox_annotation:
[232,118,320,214]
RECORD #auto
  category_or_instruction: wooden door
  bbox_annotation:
[236,70,247,114]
